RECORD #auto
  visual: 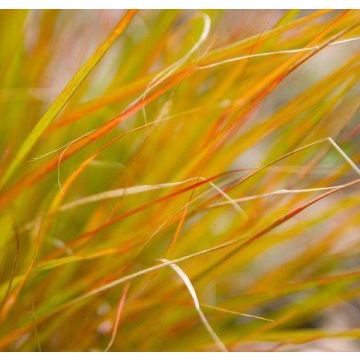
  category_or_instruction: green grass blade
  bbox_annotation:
[0,10,137,189]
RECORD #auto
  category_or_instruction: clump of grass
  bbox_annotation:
[0,9,360,351]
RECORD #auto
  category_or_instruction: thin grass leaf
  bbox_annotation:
[0,10,138,189]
